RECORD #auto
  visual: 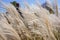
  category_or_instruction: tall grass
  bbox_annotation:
[0,0,60,40]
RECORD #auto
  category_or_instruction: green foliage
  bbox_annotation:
[10,1,17,7]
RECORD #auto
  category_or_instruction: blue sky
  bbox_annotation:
[1,0,60,8]
[1,0,60,6]
[0,0,60,13]
[1,0,46,8]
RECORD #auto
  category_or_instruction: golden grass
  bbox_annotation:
[0,1,60,40]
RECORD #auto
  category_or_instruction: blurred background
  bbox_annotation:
[0,0,60,13]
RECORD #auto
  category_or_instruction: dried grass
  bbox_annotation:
[0,1,60,40]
